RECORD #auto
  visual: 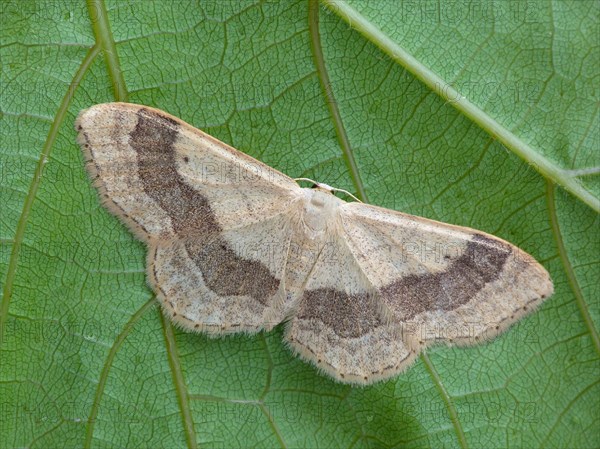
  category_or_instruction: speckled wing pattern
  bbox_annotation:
[77,103,303,333]
[286,202,553,384]
[77,102,554,385]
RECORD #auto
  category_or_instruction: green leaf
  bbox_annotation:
[1,1,598,448]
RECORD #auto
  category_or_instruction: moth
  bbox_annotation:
[76,103,553,385]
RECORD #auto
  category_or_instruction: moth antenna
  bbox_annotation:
[294,177,319,185]
[330,187,362,203]
[294,178,362,203]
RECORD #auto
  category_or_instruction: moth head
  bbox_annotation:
[311,181,335,195]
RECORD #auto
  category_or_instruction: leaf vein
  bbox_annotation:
[546,181,600,355]
[321,0,599,213]
[0,44,100,347]
[309,0,367,201]
[84,297,157,449]
[160,312,199,449]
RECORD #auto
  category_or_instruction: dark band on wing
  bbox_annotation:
[129,107,279,303]
[297,234,511,337]
[297,288,384,338]
[381,233,511,320]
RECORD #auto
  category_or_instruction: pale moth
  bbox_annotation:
[77,103,553,385]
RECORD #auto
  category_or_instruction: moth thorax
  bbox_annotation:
[302,188,342,236]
